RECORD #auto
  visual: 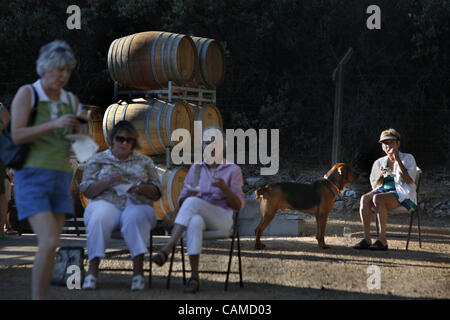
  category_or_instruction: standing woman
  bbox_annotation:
[0,102,11,239]
[10,40,80,299]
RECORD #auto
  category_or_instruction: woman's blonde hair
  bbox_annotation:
[379,128,401,143]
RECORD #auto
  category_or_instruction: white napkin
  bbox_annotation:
[66,134,99,163]
[113,184,134,196]
[186,184,201,194]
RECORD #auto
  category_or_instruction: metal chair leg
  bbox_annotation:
[417,209,422,248]
[406,211,414,251]
[73,215,80,237]
[181,238,186,285]
[375,215,379,238]
[225,230,236,291]
[237,229,243,288]
[149,232,153,287]
[167,245,176,289]
[166,211,244,291]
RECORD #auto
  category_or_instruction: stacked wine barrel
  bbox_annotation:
[71,31,226,220]
[87,106,108,152]
[102,98,193,155]
[107,31,225,90]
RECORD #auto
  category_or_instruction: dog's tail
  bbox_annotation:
[256,185,272,198]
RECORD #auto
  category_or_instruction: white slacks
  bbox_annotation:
[174,197,233,255]
[84,199,157,260]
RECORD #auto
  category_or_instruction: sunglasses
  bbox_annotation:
[114,135,136,144]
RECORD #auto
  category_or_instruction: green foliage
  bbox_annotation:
[0,0,448,167]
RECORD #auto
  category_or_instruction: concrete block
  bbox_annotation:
[239,218,259,236]
[240,198,260,219]
[238,198,307,236]
[265,214,305,236]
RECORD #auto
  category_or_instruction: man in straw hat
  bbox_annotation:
[353,128,418,250]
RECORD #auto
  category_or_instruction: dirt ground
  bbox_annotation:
[1,213,449,300]
[1,165,448,301]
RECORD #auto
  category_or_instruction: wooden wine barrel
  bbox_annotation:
[188,36,225,88]
[103,98,192,156]
[107,31,198,90]
[71,166,90,212]
[87,106,108,152]
[188,103,223,134]
[153,165,188,222]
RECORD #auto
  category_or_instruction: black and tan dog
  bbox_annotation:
[255,163,359,249]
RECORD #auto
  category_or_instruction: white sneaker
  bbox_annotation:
[131,275,145,291]
[82,274,97,290]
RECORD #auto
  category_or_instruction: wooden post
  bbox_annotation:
[331,48,353,165]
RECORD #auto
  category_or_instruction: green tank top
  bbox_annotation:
[381,175,395,190]
[380,159,396,191]
[24,86,75,172]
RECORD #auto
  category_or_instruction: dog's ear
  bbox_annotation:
[337,164,349,180]
[256,185,271,198]
[325,164,339,178]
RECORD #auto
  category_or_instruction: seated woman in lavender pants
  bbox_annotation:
[151,127,245,293]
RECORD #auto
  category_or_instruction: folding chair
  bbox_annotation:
[166,211,243,291]
[375,167,423,250]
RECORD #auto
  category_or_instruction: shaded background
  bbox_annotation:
[1,0,448,172]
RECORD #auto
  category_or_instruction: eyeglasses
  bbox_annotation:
[114,135,136,144]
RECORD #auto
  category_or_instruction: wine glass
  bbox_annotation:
[343,226,352,247]
[77,104,90,134]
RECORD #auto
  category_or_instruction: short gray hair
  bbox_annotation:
[36,40,77,77]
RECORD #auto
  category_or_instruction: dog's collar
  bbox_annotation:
[323,176,341,195]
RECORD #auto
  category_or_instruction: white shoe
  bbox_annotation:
[131,275,145,291]
[82,274,97,290]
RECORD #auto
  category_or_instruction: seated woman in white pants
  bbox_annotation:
[151,127,245,293]
[79,121,161,291]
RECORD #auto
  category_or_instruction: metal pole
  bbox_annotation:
[331,48,353,165]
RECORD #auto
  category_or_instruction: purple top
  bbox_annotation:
[177,162,246,211]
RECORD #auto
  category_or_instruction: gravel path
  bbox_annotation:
[1,213,448,300]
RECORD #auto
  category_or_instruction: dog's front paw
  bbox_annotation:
[255,242,266,250]
[318,243,330,249]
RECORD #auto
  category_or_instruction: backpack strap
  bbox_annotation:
[27,85,39,126]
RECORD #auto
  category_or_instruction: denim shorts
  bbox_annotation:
[14,167,75,220]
